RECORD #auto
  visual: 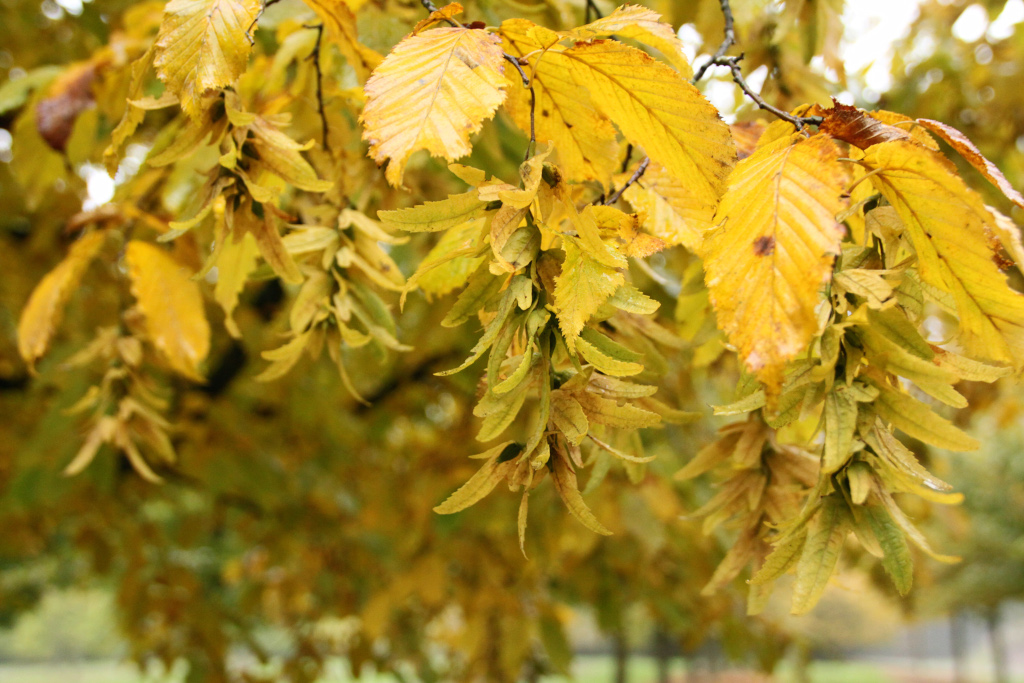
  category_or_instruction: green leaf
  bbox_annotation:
[791,496,847,614]
[378,191,488,233]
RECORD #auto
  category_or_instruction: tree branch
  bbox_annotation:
[604,157,649,205]
[691,0,821,129]
[306,24,331,153]
[246,0,281,44]
[691,0,736,84]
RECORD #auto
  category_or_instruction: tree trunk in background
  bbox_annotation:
[951,610,968,683]
[614,631,629,683]
[986,605,1007,683]
[653,628,673,683]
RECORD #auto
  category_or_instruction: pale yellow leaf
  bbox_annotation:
[154,0,261,119]
[500,19,618,185]
[18,230,106,368]
[214,231,259,338]
[623,161,715,253]
[125,241,211,381]
[863,141,1024,367]
[571,4,693,78]
[361,27,507,187]
[550,453,612,535]
[556,40,735,204]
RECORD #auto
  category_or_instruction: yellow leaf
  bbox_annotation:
[571,4,693,78]
[916,118,1024,211]
[18,230,106,368]
[378,191,487,233]
[249,117,333,193]
[556,40,735,204]
[863,141,1024,367]
[154,0,262,119]
[500,19,619,185]
[125,241,211,381]
[433,443,519,514]
[301,0,382,81]
[702,134,850,392]
[214,231,259,338]
[552,240,624,346]
[623,161,715,253]
[550,453,612,535]
[361,27,507,187]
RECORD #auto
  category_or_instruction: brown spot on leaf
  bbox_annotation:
[753,235,775,256]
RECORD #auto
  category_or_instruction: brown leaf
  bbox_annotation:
[819,99,911,150]
[35,62,97,152]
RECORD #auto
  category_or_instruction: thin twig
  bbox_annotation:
[691,0,736,83]
[503,54,531,87]
[246,0,281,44]
[307,24,331,153]
[585,0,603,23]
[605,157,649,205]
[691,0,821,129]
[525,84,536,162]
[720,54,821,129]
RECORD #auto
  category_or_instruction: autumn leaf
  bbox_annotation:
[301,0,382,81]
[18,230,107,368]
[702,134,850,392]
[915,118,1024,210]
[556,40,735,204]
[500,19,619,186]
[361,26,507,187]
[550,451,612,535]
[791,496,847,614]
[154,0,262,119]
[623,161,715,253]
[553,240,624,347]
[125,241,211,381]
[863,140,1024,367]
[213,231,260,338]
[819,100,911,149]
[570,4,693,79]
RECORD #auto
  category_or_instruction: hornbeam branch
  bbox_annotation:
[691,0,821,129]
[604,157,649,206]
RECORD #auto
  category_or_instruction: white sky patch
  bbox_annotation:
[952,3,989,42]
[79,164,115,211]
[840,0,923,95]
[989,0,1024,41]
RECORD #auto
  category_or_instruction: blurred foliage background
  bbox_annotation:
[2,0,1024,682]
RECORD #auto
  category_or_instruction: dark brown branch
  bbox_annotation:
[691,0,736,84]
[718,54,821,129]
[605,157,649,205]
[307,24,331,153]
[503,54,531,87]
[524,83,536,162]
[691,0,821,129]
[585,0,603,23]
[619,144,633,174]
